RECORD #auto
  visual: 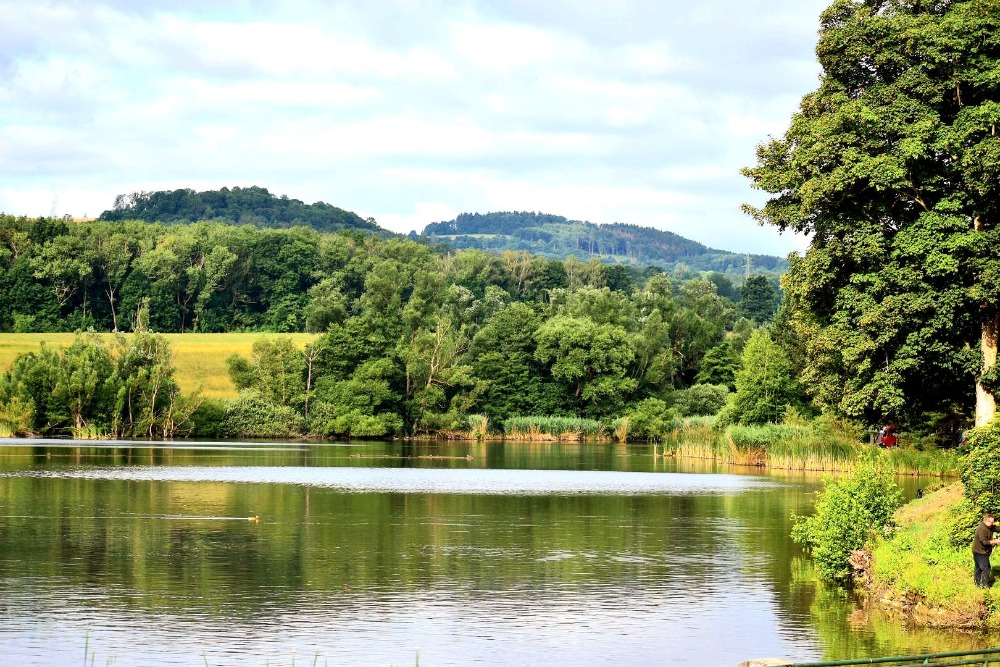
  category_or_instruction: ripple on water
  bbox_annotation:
[1,465,779,495]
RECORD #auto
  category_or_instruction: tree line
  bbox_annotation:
[99,185,382,234]
[421,211,788,276]
[0,214,787,439]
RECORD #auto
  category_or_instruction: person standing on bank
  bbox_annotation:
[973,513,1000,587]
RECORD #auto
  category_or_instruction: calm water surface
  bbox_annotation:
[0,439,981,666]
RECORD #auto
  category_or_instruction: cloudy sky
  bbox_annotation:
[0,0,828,256]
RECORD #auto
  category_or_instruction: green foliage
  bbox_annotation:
[533,316,636,418]
[946,497,981,551]
[226,337,307,408]
[961,419,1000,514]
[620,398,681,442]
[0,209,784,437]
[0,395,33,436]
[0,332,189,438]
[742,0,1000,425]
[503,416,603,439]
[724,330,803,425]
[221,391,303,439]
[792,462,903,581]
[422,211,787,276]
[187,398,227,439]
[695,341,739,389]
[100,186,379,234]
[309,402,403,438]
[738,275,778,324]
[668,384,730,417]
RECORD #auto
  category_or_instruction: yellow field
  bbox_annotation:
[0,333,318,399]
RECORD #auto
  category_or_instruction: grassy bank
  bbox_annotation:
[0,333,317,399]
[864,483,997,628]
[664,419,962,476]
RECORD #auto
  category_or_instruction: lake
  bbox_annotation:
[0,439,982,666]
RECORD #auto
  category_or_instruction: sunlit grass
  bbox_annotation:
[503,416,604,441]
[869,483,994,628]
[0,333,317,399]
[665,421,961,476]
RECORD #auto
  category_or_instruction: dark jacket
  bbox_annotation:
[973,521,995,555]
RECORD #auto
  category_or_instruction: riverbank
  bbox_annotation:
[663,420,962,476]
[860,482,998,629]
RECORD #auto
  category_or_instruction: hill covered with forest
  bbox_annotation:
[95,189,787,277]
[421,211,787,276]
[99,186,384,235]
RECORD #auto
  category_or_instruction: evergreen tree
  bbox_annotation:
[738,275,778,324]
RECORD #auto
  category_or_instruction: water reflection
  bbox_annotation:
[5,465,778,495]
[0,439,979,666]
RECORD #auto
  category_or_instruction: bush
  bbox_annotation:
[791,461,902,582]
[222,391,303,438]
[187,398,227,439]
[946,497,981,550]
[0,396,34,436]
[308,402,402,439]
[961,418,1000,514]
[622,398,681,441]
[668,384,730,417]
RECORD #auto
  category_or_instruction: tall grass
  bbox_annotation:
[666,420,960,476]
[466,414,491,440]
[613,416,630,443]
[503,416,603,441]
[69,423,107,440]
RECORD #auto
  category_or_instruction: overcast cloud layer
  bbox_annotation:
[0,0,827,255]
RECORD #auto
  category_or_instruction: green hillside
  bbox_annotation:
[99,186,385,235]
[422,211,787,275]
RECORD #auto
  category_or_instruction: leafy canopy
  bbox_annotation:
[743,0,1000,425]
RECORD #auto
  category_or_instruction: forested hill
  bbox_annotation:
[422,211,787,275]
[99,186,384,235]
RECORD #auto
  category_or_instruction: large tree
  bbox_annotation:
[743,0,1000,426]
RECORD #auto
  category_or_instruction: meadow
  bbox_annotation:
[0,333,317,399]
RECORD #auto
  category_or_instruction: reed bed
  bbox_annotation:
[666,421,960,476]
[503,416,603,441]
[69,424,108,440]
[466,414,491,440]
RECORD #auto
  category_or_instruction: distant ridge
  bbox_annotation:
[422,211,787,275]
[99,186,384,235]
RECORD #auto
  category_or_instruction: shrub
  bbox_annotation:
[946,497,981,550]
[667,384,730,417]
[222,391,303,438]
[961,418,1000,514]
[187,398,227,439]
[791,461,902,582]
[0,396,34,436]
[623,398,681,442]
[308,402,402,439]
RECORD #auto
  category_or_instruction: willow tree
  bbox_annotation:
[743,0,1000,426]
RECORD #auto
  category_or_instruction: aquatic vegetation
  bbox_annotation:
[502,416,603,441]
[664,420,961,476]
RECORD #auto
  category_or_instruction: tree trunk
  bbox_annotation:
[976,314,999,427]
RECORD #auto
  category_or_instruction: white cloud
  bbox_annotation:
[0,0,828,256]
